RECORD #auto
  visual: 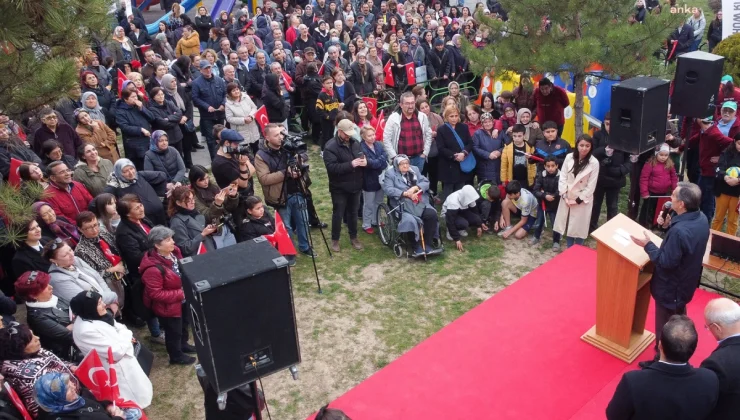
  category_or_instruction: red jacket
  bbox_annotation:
[688,122,738,176]
[44,181,93,223]
[139,247,185,318]
[533,85,570,126]
[639,160,678,197]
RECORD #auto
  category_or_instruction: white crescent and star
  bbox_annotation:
[88,367,107,387]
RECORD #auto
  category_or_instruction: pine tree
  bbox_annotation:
[463,1,684,137]
[0,0,113,117]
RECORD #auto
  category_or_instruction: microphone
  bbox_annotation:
[659,201,672,222]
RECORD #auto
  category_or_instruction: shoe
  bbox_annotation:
[460,230,468,237]
[149,333,166,345]
[497,226,512,237]
[363,227,374,234]
[638,354,659,369]
[424,245,433,254]
[285,255,297,267]
[300,247,317,257]
[311,222,328,229]
[182,344,197,354]
[446,231,453,241]
[331,240,340,252]
[170,355,197,365]
[552,242,561,252]
[528,237,540,246]
[413,246,425,257]
[192,143,205,150]
[125,316,147,328]
[351,238,364,250]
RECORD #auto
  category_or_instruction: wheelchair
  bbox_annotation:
[375,198,444,260]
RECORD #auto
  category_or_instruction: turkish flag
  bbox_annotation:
[3,383,31,420]
[362,97,378,117]
[318,62,325,76]
[117,69,128,98]
[254,105,270,131]
[264,211,297,256]
[7,158,22,187]
[405,62,416,86]
[76,349,111,401]
[384,60,394,87]
[106,347,148,418]
[374,110,386,141]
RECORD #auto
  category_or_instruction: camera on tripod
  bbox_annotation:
[283,133,309,171]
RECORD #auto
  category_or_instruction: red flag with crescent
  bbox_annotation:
[263,211,297,256]
[374,110,386,141]
[8,158,22,187]
[3,383,31,420]
[405,62,416,86]
[117,69,128,98]
[254,105,270,131]
[362,97,378,117]
[384,60,394,87]
[76,349,111,401]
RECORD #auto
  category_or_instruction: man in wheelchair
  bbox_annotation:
[381,155,443,257]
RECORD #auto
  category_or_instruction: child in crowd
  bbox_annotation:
[638,143,678,227]
[360,126,387,234]
[499,180,538,240]
[479,181,503,234]
[315,75,341,149]
[532,120,571,171]
[238,195,275,241]
[442,185,483,251]
[531,157,562,250]
[500,124,536,189]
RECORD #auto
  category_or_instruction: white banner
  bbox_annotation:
[722,0,740,39]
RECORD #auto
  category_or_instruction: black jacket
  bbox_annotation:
[700,335,740,420]
[115,100,155,146]
[194,15,215,41]
[261,74,289,123]
[436,122,473,184]
[323,136,364,194]
[246,65,268,97]
[714,147,740,197]
[104,172,168,226]
[349,62,376,97]
[26,298,76,361]
[644,210,709,310]
[0,141,42,181]
[333,82,357,113]
[114,217,153,278]
[592,126,631,189]
[532,169,560,212]
[144,147,186,183]
[11,241,51,278]
[147,99,184,145]
[238,211,275,241]
[532,138,571,170]
[606,362,718,420]
[428,47,453,80]
[668,24,695,56]
[37,389,124,420]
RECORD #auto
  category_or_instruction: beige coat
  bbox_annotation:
[553,154,600,239]
[225,94,261,144]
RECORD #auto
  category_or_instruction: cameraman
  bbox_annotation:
[212,129,256,198]
[254,123,316,257]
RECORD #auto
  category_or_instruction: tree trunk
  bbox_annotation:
[573,72,585,139]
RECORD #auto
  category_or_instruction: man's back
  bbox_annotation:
[700,336,740,419]
[606,362,718,420]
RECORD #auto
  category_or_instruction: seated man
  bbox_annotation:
[498,180,537,240]
[606,315,719,420]
[382,154,441,256]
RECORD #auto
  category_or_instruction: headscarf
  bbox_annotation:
[161,74,185,111]
[149,130,168,152]
[32,201,80,246]
[70,290,115,327]
[516,107,535,143]
[393,154,418,186]
[33,372,86,414]
[108,158,137,188]
[80,92,106,122]
[409,33,421,56]
[451,34,462,47]
[113,26,126,42]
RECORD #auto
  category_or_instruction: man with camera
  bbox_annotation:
[254,123,316,257]
[212,129,256,198]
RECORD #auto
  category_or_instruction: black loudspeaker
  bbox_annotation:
[609,76,670,155]
[180,237,300,394]
[671,51,725,118]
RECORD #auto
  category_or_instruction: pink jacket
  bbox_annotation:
[639,160,678,197]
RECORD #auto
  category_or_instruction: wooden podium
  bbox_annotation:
[582,213,663,363]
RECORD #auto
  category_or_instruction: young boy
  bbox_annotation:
[533,120,571,171]
[479,182,503,234]
[315,75,341,150]
[499,180,538,240]
[531,157,562,250]
[500,124,536,189]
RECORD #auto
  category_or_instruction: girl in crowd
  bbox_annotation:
[238,195,276,242]
[712,135,740,235]
[333,68,357,114]
[352,101,377,129]
[18,162,48,190]
[516,108,544,147]
[360,126,387,234]
[11,219,51,276]
[638,144,678,227]
[91,193,121,235]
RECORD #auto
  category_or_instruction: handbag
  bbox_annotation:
[183,119,196,133]
[446,123,476,173]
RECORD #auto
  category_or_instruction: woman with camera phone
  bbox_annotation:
[189,165,239,226]
[169,186,237,256]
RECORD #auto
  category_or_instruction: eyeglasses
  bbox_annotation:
[43,115,58,121]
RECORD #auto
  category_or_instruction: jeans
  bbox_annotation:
[566,237,585,248]
[200,118,221,160]
[534,210,560,242]
[199,41,207,51]
[408,154,425,173]
[698,175,716,222]
[712,193,739,235]
[276,194,310,252]
[147,317,161,337]
[445,208,482,241]
[362,189,385,229]
[590,186,621,232]
[330,190,361,240]
[159,304,190,361]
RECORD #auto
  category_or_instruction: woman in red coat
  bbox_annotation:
[139,226,197,365]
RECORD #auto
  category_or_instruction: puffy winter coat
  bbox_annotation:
[139,247,186,318]
[238,211,276,242]
[323,136,365,194]
[532,169,561,212]
[472,128,504,183]
[115,100,155,146]
[640,160,678,197]
[361,141,387,192]
[144,147,186,183]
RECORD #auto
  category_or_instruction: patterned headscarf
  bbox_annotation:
[149,130,168,152]
[108,158,137,189]
[80,92,106,122]
[33,372,85,414]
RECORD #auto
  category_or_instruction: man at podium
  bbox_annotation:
[630,182,709,366]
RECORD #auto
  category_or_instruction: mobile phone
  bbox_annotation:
[357,151,365,159]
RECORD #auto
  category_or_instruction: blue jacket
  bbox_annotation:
[644,210,709,310]
[191,74,226,121]
[115,100,154,145]
[472,129,504,184]
[361,141,387,192]
[533,138,571,170]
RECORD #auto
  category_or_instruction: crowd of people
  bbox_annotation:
[0,0,738,418]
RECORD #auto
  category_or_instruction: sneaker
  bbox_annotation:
[552,242,561,252]
[170,355,197,365]
[528,237,540,246]
[299,248,317,257]
[351,238,364,250]
[331,240,340,252]
[182,344,197,354]
[149,333,166,345]
[460,230,468,237]
[413,245,425,257]
[363,227,375,234]
[285,255,297,267]
[497,226,512,237]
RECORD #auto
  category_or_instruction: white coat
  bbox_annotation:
[72,318,153,408]
[553,154,600,239]
[225,93,261,145]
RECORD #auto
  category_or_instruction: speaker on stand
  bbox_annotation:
[670,51,725,118]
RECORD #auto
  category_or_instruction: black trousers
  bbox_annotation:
[422,156,439,196]
[445,208,482,241]
[590,186,621,232]
[654,303,687,353]
[159,303,190,361]
[330,190,361,240]
[417,207,439,247]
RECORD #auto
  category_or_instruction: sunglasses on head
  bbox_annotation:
[49,238,65,252]
[5,321,20,336]
[26,271,39,284]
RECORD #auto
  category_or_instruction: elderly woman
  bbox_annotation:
[80,75,115,126]
[108,26,138,62]
[143,130,186,185]
[382,155,441,256]
[105,159,168,226]
[44,239,119,313]
[32,202,79,247]
[75,110,119,163]
[0,324,77,418]
[437,106,474,199]
[14,271,77,362]
[33,372,131,420]
[472,112,504,185]
[189,165,239,224]
[168,186,235,257]
[12,219,52,276]
[74,211,126,310]
[140,227,197,365]
[225,82,261,152]
[70,291,152,408]
[73,144,114,197]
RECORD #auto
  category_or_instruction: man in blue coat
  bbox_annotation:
[192,60,226,160]
[631,182,710,366]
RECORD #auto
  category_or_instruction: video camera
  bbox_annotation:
[283,133,309,171]
[225,144,253,156]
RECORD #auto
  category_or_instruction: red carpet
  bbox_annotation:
[312,246,720,419]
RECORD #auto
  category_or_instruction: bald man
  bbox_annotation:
[700,298,740,419]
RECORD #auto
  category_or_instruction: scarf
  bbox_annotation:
[70,290,115,327]
[322,87,334,97]
[25,295,59,309]
[32,202,80,246]
[161,74,186,111]
[34,372,86,414]
[109,158,137,188]
[192,182,219,205]
[176,204,200,219]
[393,154,417,186]
[81,92,106,122]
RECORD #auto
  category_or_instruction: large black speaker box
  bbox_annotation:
[609,76,670,155]
[671,51,725,118]
[180,237,300,394]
